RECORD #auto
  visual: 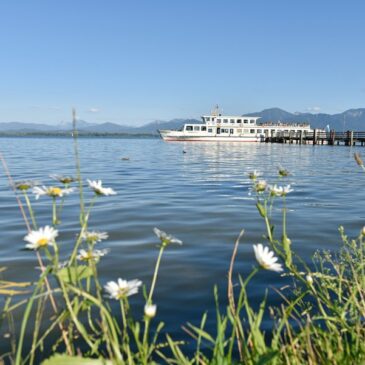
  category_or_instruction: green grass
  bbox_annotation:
[1,130,365,364]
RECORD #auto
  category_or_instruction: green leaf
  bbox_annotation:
[57,266,93,284]
[256,202,266,218]
[257,350,280,365]
[187,323,215,344]
[282,235,292,267]
[42,354,112,365]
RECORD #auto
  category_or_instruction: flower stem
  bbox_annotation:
[52,197,57,225]
[23,192,37,229]
[147,245,165,305]
[72,109,85,226]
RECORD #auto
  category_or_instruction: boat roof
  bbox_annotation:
[201,115,260,119]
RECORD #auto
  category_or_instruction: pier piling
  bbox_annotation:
[266,129,365,147]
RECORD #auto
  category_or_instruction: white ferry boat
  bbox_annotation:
[159,107,313,142]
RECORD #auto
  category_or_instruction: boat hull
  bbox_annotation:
[158,130,262,142]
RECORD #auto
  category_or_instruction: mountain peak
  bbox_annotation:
[1,108,365,133]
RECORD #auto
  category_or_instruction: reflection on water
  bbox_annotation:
[0,137,364,353]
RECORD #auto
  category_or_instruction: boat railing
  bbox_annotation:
[259,122,310,127]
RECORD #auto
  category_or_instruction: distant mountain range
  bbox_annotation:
[1,108,364,135]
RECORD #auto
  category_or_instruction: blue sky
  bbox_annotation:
[0,0,364,125]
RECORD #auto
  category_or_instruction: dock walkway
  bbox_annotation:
[266,130,365,146]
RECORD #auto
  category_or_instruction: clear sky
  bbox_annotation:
[0,0,364,125]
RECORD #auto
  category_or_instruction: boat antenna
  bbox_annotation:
[211,104,220,116]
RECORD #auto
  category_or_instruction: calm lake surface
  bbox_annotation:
[1,136,364,353]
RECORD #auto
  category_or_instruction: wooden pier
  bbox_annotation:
[266,130,365,146]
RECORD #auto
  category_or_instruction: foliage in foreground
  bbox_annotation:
[1,142,365,364]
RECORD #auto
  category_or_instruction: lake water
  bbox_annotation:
[1,136,364,355]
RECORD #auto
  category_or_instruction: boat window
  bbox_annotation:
[208,128,213,133]
[244,119,248,124]
[217,118,221,123]
[244,129,249,133]
[212,117,215,121]
[284,130,289,133]
[250,129,255,134]
[237,119,242,123]
[230,129,234,134]
[223,119,228,123]
[257,129,262,133]
[250,120,255,124]
[186,126,193,131]
[206,117,210,121]
[194,126,200,131]
[237,129,242,133]
[230,119,235,123]
[264,129,268,134]
[201,126,207,131]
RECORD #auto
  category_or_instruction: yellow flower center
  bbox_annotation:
[87,234,98,242]
[49,187,62,196]
[116,288,127,299]
[17,184,30,191]
[61,178,73,184]
[82,252,93,260]
[37,238,49,247]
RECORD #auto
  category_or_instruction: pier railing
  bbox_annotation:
[267,130,365,146]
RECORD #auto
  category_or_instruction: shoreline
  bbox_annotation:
[0,132,159,138]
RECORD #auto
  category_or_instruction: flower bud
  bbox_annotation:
[144,304,157,318]
[278,168,289,177]
[306,274,313,285]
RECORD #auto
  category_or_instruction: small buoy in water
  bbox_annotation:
[121,157,130,161]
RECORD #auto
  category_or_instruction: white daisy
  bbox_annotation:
[33,186,74,200]
[77,249,109,262]
[153,227,182,246]
[50,175,76,185]
[248,170,262,180]
[282,184,293,195]
[267,184,283,197]
[24,226,58,250]
[87,180,116,196]
[268,184,293,197]
[14,180,38,191]
[144,303,157,318]
[81,230,109,243]
[254,179,267,193]
[253,243,283,272]
[104,278,142,300]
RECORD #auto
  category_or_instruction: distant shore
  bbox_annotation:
[0,132,159,138]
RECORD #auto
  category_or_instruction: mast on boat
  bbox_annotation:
[211,104,220,116]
